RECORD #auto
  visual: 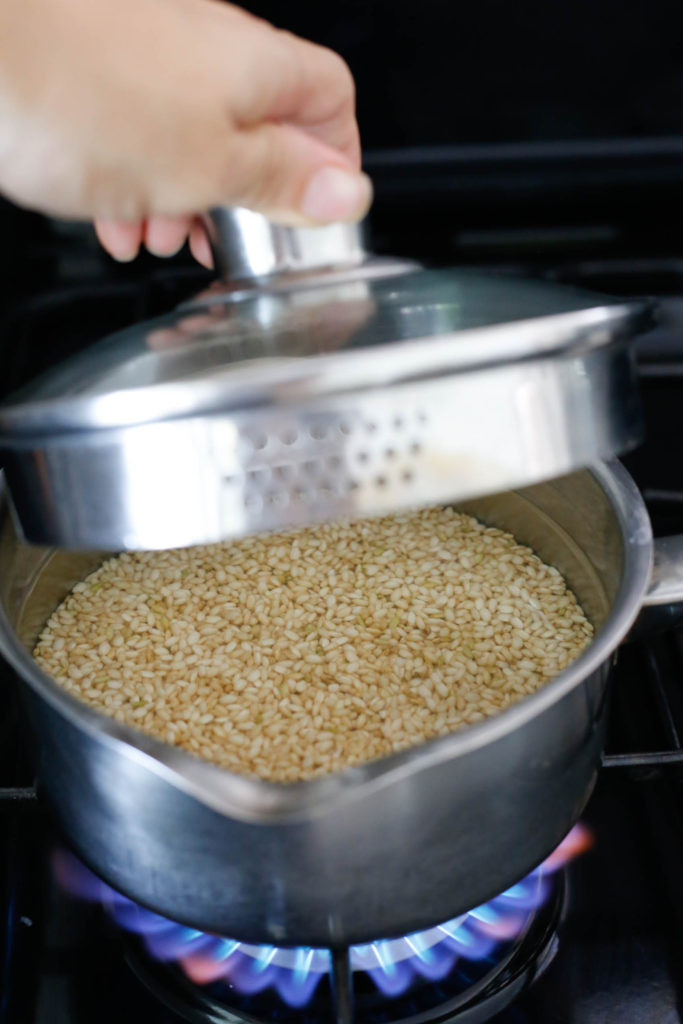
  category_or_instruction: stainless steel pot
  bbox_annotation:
[2,459,681,947]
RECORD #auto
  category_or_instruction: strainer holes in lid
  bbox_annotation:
[302,459,322,477]
[246,467,270,485]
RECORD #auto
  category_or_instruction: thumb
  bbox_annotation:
[223,122,373,226]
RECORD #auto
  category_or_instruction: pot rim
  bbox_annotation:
[0,460,653,823]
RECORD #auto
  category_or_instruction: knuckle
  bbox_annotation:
[326,48,355,90]
[277,30,355,99]
[319,46,355,100]
[274,28,299,47]
[224,129,282,209]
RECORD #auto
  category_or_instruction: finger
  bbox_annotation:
[144,214,193,257]
[230,27,360,168]
[94,218,143,262]
[147,311,219,350]
[225,121,372,226]
[275,33,360,168]
[189,219,214,268]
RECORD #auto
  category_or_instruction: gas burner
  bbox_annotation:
[54,826,589,1024]
[123,881,563,1024]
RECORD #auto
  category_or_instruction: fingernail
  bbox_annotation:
[94,220,142,263]
[111,247,139,263]
[300,167,373,223]
[105,236,140,263]
[145,217,189,258]
[189,226,214,269]
[145,234,183,258]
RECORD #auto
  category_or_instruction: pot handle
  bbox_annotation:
[628,535,683,640]
[202,207,366,282]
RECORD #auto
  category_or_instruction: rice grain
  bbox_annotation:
[33,508,593,782]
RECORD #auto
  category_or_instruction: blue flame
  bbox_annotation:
[54,824,589,1008]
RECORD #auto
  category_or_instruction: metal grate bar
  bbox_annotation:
[603,751,683,767]
[644,645,682,751]
[643,489,683,505]
[330,948,354,1024]
[0,787,37,803]
[601,477,683,771]
[603,611,683,769]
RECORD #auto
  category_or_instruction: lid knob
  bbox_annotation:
[204,207,366,282]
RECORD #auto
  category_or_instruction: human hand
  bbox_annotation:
[0,0,371,265]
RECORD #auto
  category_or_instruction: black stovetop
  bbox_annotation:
[4,227,683,1023]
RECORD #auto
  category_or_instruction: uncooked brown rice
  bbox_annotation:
[33,508,593,782]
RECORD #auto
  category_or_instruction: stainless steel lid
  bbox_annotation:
[0,209,647,550]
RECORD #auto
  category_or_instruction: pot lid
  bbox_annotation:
[0,209,647,550]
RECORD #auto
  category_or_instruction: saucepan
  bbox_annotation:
[2,458,682,946]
